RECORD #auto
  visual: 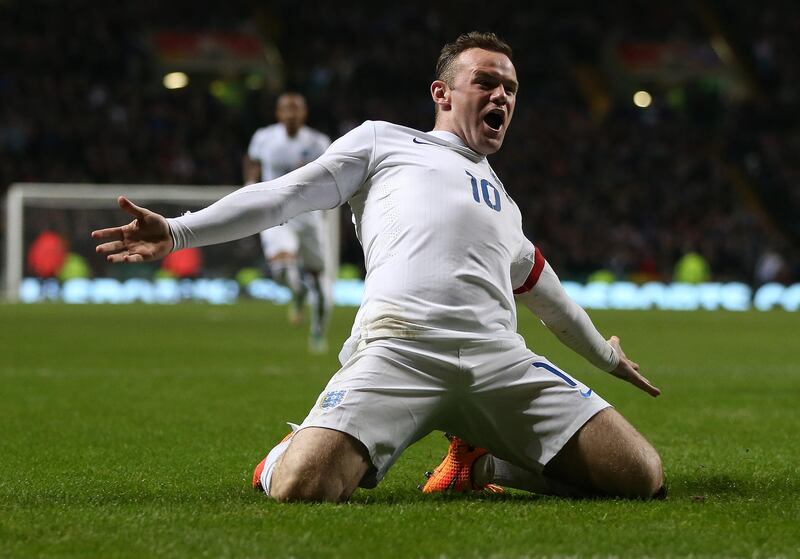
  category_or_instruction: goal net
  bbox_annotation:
[3,182,342,304]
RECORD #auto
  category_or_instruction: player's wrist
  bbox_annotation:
[165,217,183,252]
[605,345,621,372]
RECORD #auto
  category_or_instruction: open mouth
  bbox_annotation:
[483,109,505,131]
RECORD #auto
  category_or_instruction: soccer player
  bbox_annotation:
[92,32,664,502]
[243,92,332,353]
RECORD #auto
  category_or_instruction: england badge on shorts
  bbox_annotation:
[320,389,348,410]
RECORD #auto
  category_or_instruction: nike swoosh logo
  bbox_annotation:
[412,138,437,146]
[580,388,593,398]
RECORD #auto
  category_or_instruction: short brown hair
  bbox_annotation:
[435,31,513,87]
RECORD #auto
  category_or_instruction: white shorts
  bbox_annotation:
[298,336,611,488]
[260,211,325,272]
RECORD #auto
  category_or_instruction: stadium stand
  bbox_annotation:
[1,0,797,285]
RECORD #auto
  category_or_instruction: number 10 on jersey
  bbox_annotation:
[465,171,501,212]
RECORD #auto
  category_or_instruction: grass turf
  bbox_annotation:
[1,303,798,558]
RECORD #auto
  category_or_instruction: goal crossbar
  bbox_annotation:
[4,183,236,301]
[5,182,341,302]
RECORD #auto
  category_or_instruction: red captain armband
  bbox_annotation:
[513,248,546,295]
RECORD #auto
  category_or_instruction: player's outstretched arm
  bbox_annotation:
[515,256,660,397]
[242,155,262,186]
[93,123,372,261]
[91,196,173,263]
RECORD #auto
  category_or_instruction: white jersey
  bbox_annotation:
[248,124,330,180]
[311,121,536,356]
[171,121,534,357]
[171,119,619,381]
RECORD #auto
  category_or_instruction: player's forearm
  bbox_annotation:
[168,162,341,250]
[518,263,619,372]
[242,156,261,185]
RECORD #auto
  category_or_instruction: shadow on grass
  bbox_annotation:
[348,488,542,505]
[8,471,797,509]
[667,471,800,499]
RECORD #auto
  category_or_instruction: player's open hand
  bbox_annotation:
[91,196,173,263]
[607,335,661,397]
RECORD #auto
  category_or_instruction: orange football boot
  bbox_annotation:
[421,433,504,494]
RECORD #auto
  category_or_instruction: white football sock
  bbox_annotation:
[307,273,330,338]
[271,261,303,301]
[259,424,299,496]
[473,455,586,498]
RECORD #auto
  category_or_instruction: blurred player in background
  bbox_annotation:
[243,92,332,353]
[93,32,664,504]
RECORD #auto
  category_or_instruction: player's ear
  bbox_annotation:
[431,80,451,111]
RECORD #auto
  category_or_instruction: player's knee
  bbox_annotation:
[270,465,348,503]
[625,447,664,499]
[269,251,296,263]
[643,447,665,497]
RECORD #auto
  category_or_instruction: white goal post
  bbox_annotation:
[3,182,341,301]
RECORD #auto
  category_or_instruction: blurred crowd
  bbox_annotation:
[722,0,800,284]
[1,0,797,284]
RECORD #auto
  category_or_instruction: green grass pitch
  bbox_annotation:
[1,303,798,558]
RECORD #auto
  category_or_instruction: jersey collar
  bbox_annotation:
[427,130,466,146]
[426,130,485,160]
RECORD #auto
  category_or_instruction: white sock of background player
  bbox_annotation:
[271,260,304,312]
